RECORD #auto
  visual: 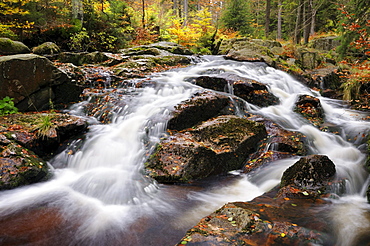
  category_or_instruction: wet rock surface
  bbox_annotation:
[177,187,333,245]
[195,73,279,107]
[0,112,87,190]
[0,113,87,158]
[167,90,231,131]
[280,154,336,191]
[243,120,307,173]
[146,115,267,183]
[294,94,325,127]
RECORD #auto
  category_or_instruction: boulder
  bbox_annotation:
[310,36,341,51]
[305,64,343,94]
[32,42,61,55]
[196,73,279,107]
[294,95,324,127]
[280,155,336,193]
[177,194,332,245]
[58,52,111,66]
[0,113,88,158]
[0,38,31,55]
[119,42,193,56]
[217,39,275,65]
[146,115,267,183]
[244,120,307,173]
[0,54,83,111]
[167,90,230,131]
[294,48,323,70]
[0,135,49,190]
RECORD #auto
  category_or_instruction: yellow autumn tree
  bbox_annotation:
[0,0,34,39]
[167,8,215,52]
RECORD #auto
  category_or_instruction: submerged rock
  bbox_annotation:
[195,73,279,107]
[146,115,266,183]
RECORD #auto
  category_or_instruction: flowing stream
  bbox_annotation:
[1,56,370,245]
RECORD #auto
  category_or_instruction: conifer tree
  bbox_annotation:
[220,0,252,35]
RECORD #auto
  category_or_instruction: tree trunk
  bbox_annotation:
[183,0,188,25]
[265,0,271,38]
[72,0,83,23]
[142,0,145,28]
[303,0,312,43]
[294,0,304,44]
[277,0,282,40]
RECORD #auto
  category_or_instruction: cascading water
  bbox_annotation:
[0,56,369,245]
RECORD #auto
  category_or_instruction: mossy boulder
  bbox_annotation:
[32,42,61,55]
[58,52,111,66]
[309,36,341,51]
[0,113,87,158]
[0,135,49,190]
[217,38,275,65]
[145,115,266,183]
[118,42,193,56]
[0,38,31,55]
[146,115,267,183]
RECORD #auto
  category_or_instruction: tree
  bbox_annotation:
[277,0,282,40]
[220,0,252,35]
[265,0,271,38]
[337,0,370,58]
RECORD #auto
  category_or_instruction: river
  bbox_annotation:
[0,56,369,245]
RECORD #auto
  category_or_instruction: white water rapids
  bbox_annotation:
[1,56,370,245]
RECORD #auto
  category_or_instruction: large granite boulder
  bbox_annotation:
[0,38,31,55]
[146,115,267,183]
[0,54,83,111]
[195,73,279,107]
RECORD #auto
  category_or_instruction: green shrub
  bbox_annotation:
[0,97,18,116]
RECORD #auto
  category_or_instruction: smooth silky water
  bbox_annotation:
[0,56,369,245]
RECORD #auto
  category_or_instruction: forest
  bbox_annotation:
[0,0,369,56]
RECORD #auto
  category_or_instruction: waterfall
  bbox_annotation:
[0,56,369,245]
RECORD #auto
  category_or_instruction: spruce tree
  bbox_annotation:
[220,0,252,35]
